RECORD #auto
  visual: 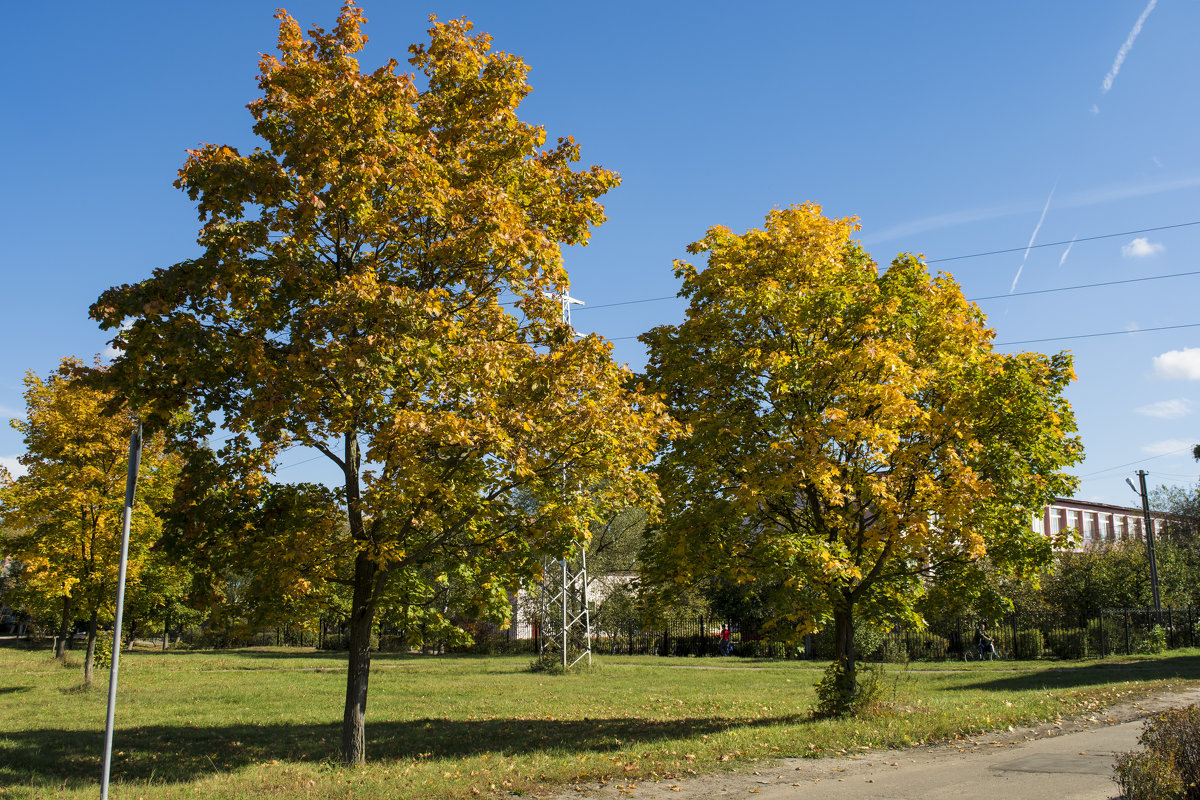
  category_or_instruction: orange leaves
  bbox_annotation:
[643,204,1082,638]
[86,8,674,759]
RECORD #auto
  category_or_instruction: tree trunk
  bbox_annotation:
[833,604,856,694]
[341,551,378,766]
[83,609,99,686]
[55,594,72,658]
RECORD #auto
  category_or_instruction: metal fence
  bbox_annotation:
[544,607,1200,662]
[158,606,1199,662]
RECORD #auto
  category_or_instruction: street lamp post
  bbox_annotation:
[1126,470,1162,621]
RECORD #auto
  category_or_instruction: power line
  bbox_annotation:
[996,321,1200,347]
[276,453,326,470]
[1078,446,1195,479]
[566,231,1200,314]
[604,319,1200,346]
[927,220,1200,264]
[970,270,1200,302]
[579,295,679,311]
[580,267,1200,314]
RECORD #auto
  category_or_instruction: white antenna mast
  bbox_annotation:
[537,289,592,669]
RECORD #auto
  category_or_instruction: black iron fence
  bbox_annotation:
[572,607,1199,662]
[158,606,1198,662]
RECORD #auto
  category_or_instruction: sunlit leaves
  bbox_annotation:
[88,3,674,763]
[0,358,181,678]
[641,204,1082,645]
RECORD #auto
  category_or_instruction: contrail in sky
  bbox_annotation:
[1010,184,1056,293]
[1059,234,1078,266]
[1102,0,1158,93]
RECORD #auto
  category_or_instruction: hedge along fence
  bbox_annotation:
[167,607,1199,662]
[559,607,1199,663]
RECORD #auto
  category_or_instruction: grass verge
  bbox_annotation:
[1,644,1197,799]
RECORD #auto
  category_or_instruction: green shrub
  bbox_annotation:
[851,626,887,660]
[465,635,536,655]
[1113,704,1200,800]
[903,632,948,661]
[527,651,596,674]
[1009,628,1045,659]
[809,624,889,660]
[1138,625,1168,655]
[92,631,114,670]
[1046,628,1088,659]
[1088,616,1123,656]
[1115,750,1185,800]
[811,660,883,718]
[873,637,908,664]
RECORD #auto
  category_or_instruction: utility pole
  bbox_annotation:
[1129,470,1162,621]
[101,423,142,800]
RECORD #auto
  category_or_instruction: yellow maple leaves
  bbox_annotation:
[642,204,1082,648]
[1,358,181,681]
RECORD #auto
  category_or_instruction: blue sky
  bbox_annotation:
[2,1,1199,506]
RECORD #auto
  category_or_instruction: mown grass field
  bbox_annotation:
[1,644,1198,799]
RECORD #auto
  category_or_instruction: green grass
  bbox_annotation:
[1,645,1198,799]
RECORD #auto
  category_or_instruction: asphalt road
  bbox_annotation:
[549,687,1200,800]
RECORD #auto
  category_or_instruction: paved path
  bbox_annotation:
[550,687,1200,800]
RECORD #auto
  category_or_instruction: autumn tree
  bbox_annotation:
[640,204,1081,701]
[161,449,353,638]
[91,5,673,764]
[0,358,180,684]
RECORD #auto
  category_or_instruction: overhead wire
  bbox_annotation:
[926,220,1200,264]
[213,219,1200,472]
[995,321,1200,347]
[497,220,1200,312]
[1077,445,1195,479]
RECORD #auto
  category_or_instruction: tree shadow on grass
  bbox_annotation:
[948,653,1200,693]
[0,712,808,789]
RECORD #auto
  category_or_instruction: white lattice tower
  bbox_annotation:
[537,291,592,669]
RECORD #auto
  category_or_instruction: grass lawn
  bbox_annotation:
[1,644,1198,799]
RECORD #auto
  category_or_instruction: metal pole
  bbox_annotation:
[1137,470,1162,620]
[581,547,591,667]
[101,423,142,800]
[561,556,569,670]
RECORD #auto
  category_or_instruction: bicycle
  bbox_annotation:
[963,644,1002,662]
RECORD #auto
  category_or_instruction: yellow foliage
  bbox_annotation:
[642,205,1082,642]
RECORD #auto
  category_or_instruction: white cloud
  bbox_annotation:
[1122,237,1164,258]
[0,455,25,478]
[1140,438,1194,457]
[1102,0,1158,94]
[1154,348,1200,380]
[1135,398,1195,419]
[1126,322,1142,334]
[1090,104,1101,115]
